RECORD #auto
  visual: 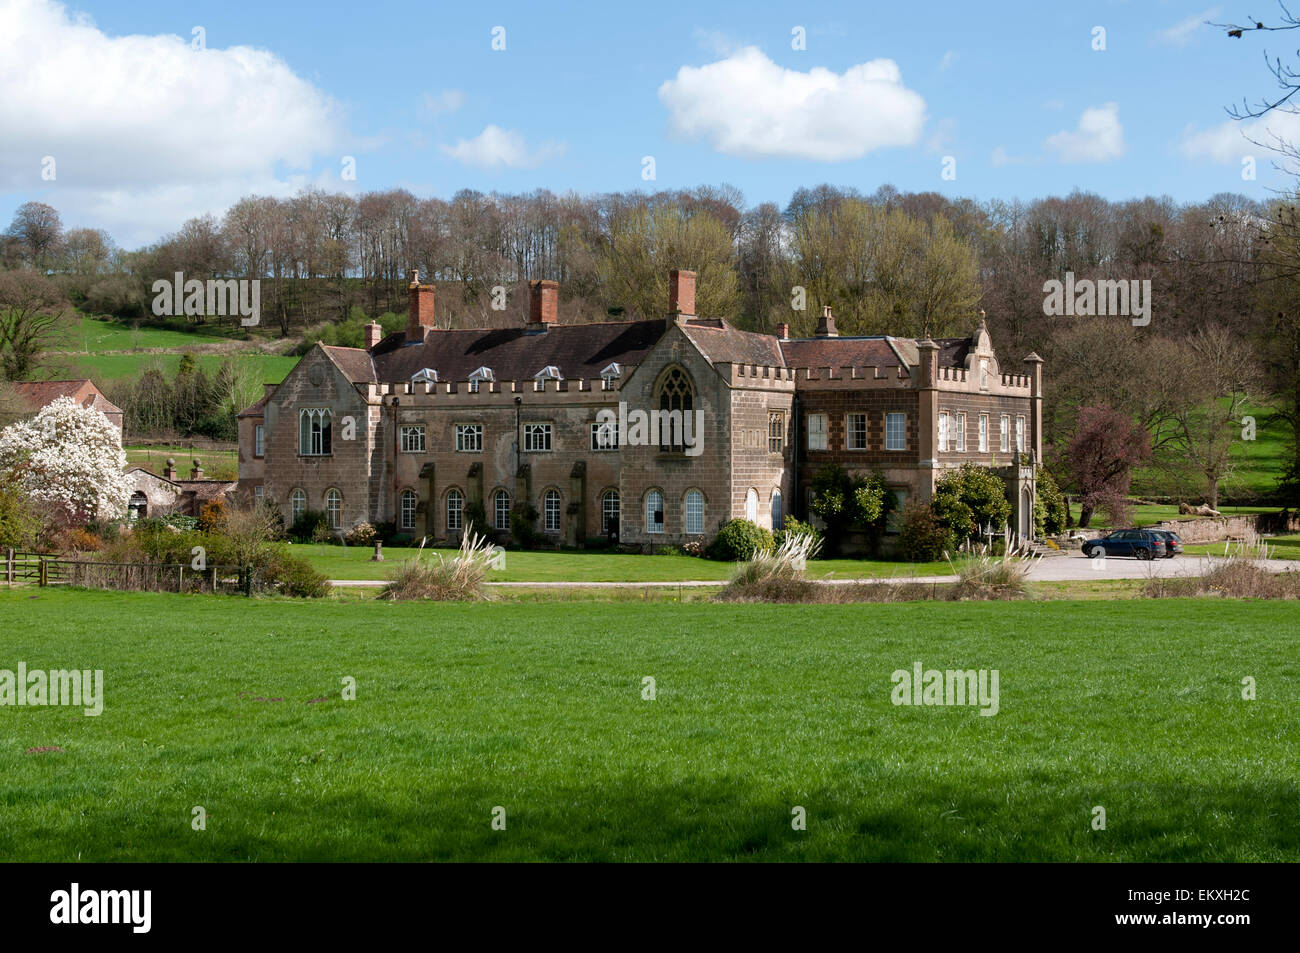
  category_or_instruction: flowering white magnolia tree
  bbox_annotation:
[0,396,131,526]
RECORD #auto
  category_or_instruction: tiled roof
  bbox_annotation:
[680,320,784,366]
[780,337,906,370]
[12,379,122,416]
[321,346,377,383]
[368,320,667,383]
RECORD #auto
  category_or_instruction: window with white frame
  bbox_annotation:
[400,425,425,453]
[807,413,828,451]
[601,490,620,535]
[543,489,561,533]
[455,424,482,452]
[290,488,306,521]
[939,412,950,452]
[524,423,552,452]
[446,489,464,532]
[1000,414,1010,452]
[745,487,758,523]
[685,490,703,535]
[590,420,619,450]
[847,413,868,450]
[646,490,664,534]
[468,366,494,393]
[955,413,967,452]
[325,488,342,529]
[494,490,511,530]
[768,413,784,453]
[770,489,783,530]
[254,424,265,457]
[400,489,417,530]
[254,485,264,505]
[978,414,989,452]
[299,408,331,455]
[885,412,906,450]
[1016,415,1025,452]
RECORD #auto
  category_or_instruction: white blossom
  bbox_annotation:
[0,396,131,526]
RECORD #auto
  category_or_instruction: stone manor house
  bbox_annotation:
[237,271,1043,549]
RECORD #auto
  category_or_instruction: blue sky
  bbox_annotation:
[0,0,1292,246]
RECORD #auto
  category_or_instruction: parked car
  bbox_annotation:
[1081,529,1167,560]
[1149,530,1183,558]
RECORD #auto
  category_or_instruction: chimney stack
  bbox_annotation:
[407,270,436,343]
[776,322,790,340]
[163,458,176,481]
[815,305,838,338]
[529,279,558,328]
[669,269,696,321]
[190,458,204,480]
[364,321,383,349]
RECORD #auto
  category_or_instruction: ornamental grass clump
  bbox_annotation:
[381,524,496,602]
[945,529,1040,601]
[718,531,822,601]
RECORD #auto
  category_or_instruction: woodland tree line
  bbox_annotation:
[4,180,1300,508]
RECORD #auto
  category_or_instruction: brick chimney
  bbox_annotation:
[190,458,204,480]
[364,321,384,349]
[163,457,176,481]
[529,279,558,328]
[776,322,790,340]
[815,305,838,338]
[407,270,436,343]
[669,269,696,319]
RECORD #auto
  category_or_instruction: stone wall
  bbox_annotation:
[1151,512,1300,543]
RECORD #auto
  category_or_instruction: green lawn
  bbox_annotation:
[63,313,235,352]
[295,543,953,582]
[125,445,238,481]
[0,589,1296,861]
[1070,502,1279,530]
[67,351,297,385]
[1182,533,1300,559]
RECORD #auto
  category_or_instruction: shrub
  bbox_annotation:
[260,550,332,598]
[381,526,495,601]
[509,502,541,548]
[0,484,43,549]
[1034,467,1068,536]
[198,499,228,532]
[706,518,775,561]
[896,502,952,562]
[945,530,1039,601]
[61,527,101,553]
[345,522,378,546]
[807,464,894,555]
[289,508,329,543]
[932,464,1011,546]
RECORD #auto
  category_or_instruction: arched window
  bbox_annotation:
[601,490,620,535]
[494,489,511,530]
[771,489,783,530]
[299,408,331,455]
[400,489,418,530]
[290,488,306,521]
[128,491,147,521]
[656,366,694,452]
[646,489,664,534]
[543,489,561,533]
[684,489,704,535]
[745,488,758,523]
[446,488,464,532]
[325,489,342,529]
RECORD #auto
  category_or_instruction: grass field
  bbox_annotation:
[124,445,238,481]
[295,543,953,582]
[65,351,298,385]
[0,589,1296,861]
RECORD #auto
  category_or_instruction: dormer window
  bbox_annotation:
[468,366,494,393]
[410,368,438,384]
[534,365,562,391]
[600,362,621,391]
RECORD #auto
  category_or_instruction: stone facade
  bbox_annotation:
[238,273,1044,549]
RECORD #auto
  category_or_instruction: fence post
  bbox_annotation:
[39,558,47,587]
[4,547,11,585]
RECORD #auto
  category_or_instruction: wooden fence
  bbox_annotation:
[3,549,255,595]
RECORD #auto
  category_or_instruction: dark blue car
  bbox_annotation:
[1082,529,1165,560]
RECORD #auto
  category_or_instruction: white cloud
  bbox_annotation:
[0,0,346,241]
[0,0,344,191]
[1044,103,1126,163]
[938,50,957,71]
[420,89,465,118]
[657,46,926,160]
[1180,112,1300,162]
[440,125,566,168]
[1157,7,1220,46]
[991,146,1033,167]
